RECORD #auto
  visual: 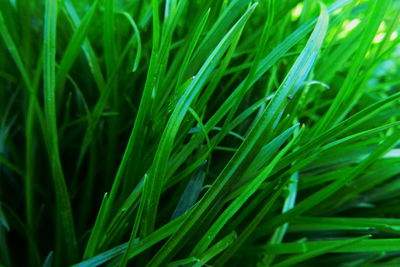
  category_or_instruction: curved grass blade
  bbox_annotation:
[56,0,101,91]
[62,0,106,91]
[263,129,400,235]
[138,2,258,238]
[193,231,237,267]
[265,237,400,255]
[43,0,77,261]
[118,11,142,72]
[191,124,299,256]
[313,0,392,135]
[146,2,328,265]
[271,235,371,267]
[73,216,186,267]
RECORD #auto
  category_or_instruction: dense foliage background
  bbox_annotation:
[1,0,400,266]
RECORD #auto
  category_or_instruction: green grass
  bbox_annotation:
[1,0,400,266]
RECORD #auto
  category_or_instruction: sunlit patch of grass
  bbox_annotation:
[339,18,361,38]
[291,3,303,21]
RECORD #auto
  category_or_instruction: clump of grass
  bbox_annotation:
[1,0,400,266]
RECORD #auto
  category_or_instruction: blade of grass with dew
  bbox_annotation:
[167,0,349,177]
[166,96,270,180]
[192,231,237,267]
[175,8,210,90]
[2,0,400,266]
[25,75,42,266]
[87,1,162,238]
[43,0,77,261]
[138,2,258,238]
[213,0,275,142]
[193,18,245,116]
[152,0,188,110]
[147,4,328,265]
[95,78,194,251]
[117,5,257,259]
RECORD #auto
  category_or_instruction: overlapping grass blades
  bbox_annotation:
[1,0,400,266]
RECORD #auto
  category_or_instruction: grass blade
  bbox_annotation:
[43,0,77,262]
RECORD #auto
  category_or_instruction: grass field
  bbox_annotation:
[1,0,400,266]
